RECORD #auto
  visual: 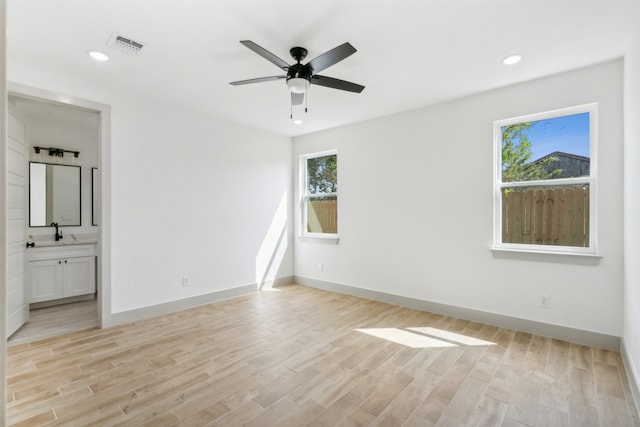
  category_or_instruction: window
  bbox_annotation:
[493,104,597,254]
[301,150,338,237]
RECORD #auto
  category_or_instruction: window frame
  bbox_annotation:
[493,104,598,255]
[300,149,339,239]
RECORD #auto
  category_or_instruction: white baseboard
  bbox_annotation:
[105,276,294,327]
[621,338,640,416]
[294,276,620,351]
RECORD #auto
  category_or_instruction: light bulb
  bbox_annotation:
[287,78,309,94]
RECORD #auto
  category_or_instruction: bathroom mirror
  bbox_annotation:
[92,167,98,226]
[29,162,81,227]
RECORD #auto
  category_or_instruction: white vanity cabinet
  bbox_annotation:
[28,244,96,303]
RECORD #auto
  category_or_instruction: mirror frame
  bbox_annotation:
[29,161,82,227]
[92,167,98,226]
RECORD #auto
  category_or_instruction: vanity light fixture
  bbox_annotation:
[34,146,80,158]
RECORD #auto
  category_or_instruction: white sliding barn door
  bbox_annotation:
[7,107,28,337]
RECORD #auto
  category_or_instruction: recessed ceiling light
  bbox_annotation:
[503,54,522,65]
[88,51,109,62]
[293,119,303,126]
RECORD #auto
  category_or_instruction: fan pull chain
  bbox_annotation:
[305,89,308,113]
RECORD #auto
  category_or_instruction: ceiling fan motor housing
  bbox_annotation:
[287,47,313,86]
[287,63,313,81]
[290,47,308,62]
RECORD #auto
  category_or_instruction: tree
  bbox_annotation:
[501,123,561,182]
[307,154,337,194]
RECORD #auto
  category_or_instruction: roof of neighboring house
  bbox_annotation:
[532,151,590,163]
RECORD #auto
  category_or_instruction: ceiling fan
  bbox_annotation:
[230,40,365,114]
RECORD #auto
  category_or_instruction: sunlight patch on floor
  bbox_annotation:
[407,327,496,346]
[356,328,457,348]
[356,326,496,348]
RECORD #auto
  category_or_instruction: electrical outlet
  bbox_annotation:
[182,275,191,287]
[317,263,323,272]
[539,294,550,308]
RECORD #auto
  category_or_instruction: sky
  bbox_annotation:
[524,112,590,161]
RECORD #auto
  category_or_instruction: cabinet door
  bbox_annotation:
[30,259,63,302]
[63,256,96,297]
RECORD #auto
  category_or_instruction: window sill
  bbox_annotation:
[299,233,339,243]
[490,246,601,258]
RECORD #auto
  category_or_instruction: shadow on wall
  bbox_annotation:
[255,192,288,290]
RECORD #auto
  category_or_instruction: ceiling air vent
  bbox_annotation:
[107,33,145,55]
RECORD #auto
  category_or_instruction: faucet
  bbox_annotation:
[51,222,63,241]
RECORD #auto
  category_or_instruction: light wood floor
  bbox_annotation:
[7,299,98,346]
[7,285,640,426]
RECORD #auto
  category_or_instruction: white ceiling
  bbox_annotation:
[7,1,640,137]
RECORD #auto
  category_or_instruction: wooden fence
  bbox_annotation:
[307,199,337,233]
[502,186,589,247]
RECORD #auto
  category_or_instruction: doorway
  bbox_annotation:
[5,83,110,344]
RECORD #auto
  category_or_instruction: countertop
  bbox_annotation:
[27,233,98,248]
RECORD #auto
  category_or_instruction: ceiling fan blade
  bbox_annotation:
[230,76,285,86]
[240,40,290,70]
[291,92,304,106]
[307,42,357,73]
[311,75,365,93]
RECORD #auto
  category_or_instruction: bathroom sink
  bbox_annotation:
[26,233,95,247]
[27,233,98,248]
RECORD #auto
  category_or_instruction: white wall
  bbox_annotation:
[624,32,640,400]
[109,97,293,312]
[8,65,293,315]
[294,60,624,337]
[0,1,7,423]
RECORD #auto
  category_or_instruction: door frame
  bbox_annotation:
[7,82,111,328]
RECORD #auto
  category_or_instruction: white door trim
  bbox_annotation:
[7,82,112,328]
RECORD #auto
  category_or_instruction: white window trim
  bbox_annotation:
[300,149,339,239]
[492,103,598,255]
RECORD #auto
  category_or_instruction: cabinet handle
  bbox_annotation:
[65,260,67,263]
[58,261,62,264]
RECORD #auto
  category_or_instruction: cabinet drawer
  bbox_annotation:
[27,244,96,261]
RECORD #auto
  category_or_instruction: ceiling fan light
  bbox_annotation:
[287,78,309,94]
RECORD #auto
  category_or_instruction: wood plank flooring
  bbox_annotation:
[7,285,640,426]
[7,300,98,346]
